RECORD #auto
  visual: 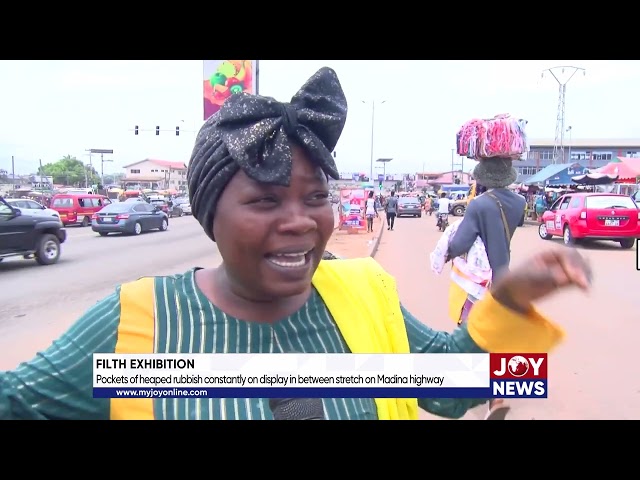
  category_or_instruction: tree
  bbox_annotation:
[0,169,9,182]
[39,155,99,187]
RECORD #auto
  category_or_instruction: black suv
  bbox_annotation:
[0,196,67,266]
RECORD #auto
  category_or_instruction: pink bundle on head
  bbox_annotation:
[456,114,528,160]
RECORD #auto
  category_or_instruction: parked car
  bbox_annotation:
[91,201,169,236]
[396,197,422,218]
[5,198,59,218]
[538,192,640,248]
[50,193,112,227]
[0,196,67,265]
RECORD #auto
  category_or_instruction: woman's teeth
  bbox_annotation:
[267,251,309,268]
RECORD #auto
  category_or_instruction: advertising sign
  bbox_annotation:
[203,60,259,121]
[338,188,366,231]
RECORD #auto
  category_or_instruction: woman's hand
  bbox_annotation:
[491,247,593,314]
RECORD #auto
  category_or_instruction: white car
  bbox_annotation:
[174,198,191,215]
[5,198,60,218]
[180,202,191,215]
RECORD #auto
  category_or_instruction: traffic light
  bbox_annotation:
[176,126,180,136]
[134,125,139,135]
[379,181,383,190]
[156,126,160,136]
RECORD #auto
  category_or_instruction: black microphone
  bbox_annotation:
[268,398,326,420]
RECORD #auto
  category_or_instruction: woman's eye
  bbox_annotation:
[311,193,329,201]
[250,197,278,205]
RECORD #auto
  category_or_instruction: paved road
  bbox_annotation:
[374,214,639,420]
[0,206,340,369]
[0,216,221,367]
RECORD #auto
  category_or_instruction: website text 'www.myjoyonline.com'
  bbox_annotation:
[114,389,209,398]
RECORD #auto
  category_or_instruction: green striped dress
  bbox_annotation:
[0,268,486,420]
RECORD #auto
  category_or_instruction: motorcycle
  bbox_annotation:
[437,213,449,231]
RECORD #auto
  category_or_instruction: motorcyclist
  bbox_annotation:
[436,192,450,227]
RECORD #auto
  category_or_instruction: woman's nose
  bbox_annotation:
[276,205,317,234]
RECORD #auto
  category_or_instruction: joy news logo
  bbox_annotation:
[489,353,548,398]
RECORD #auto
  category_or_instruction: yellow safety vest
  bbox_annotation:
[113,258,418,420]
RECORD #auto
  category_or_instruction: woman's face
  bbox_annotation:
[213,145,334,300]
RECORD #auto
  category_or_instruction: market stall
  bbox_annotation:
[571,172,619,186]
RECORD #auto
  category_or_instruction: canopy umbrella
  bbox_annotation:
[571,173,619,185]
[597,160,640,182]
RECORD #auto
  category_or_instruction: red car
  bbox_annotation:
[538,192,639,249]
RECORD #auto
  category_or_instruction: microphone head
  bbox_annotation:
[269,398,326,420]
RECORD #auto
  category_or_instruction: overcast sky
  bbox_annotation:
[1,60,639,178]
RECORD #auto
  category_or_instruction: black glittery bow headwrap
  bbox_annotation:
[187,67,348,241]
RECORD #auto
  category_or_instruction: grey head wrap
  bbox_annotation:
[473,157,518,189]
[187,67,347,241]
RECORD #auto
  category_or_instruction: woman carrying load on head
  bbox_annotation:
[0,69,591,420]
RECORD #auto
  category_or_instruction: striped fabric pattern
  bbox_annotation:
[0,268,486,420]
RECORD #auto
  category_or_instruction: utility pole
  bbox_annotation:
[542,66,586,164]
[451,149,463,185]
[88,149,114,190]
[362,100,386,182]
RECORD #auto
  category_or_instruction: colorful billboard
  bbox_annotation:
[338,188,367,231]
[203,60,259,121]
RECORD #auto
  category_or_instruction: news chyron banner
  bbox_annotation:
[203,60,259,121]
[93,353,548,400]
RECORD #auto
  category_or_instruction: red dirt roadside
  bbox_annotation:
[325,212,384,259]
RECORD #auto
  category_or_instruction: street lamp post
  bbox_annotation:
[376,158,393,190]
[362,100,386,182]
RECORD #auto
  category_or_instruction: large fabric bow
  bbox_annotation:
[187,67,348,241]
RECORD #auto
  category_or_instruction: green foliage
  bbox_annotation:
[39,155,99,186]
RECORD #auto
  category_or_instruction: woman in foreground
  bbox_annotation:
[0,68,591,420]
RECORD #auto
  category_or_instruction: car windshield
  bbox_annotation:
[101,203,132,213]
[399,198,418,204]
[585,196,637,210]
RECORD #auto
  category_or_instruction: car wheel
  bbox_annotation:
[35,234,61,265]
[563,225,574,245]
[619,238,636,249]
[99,232,108,237]
[453,206,465,216]
[133,222,142,235]
[538,223,553,240]
[81,217,90,227]
[159,219,168,231]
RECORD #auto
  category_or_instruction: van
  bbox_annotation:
[51,193,112,227]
